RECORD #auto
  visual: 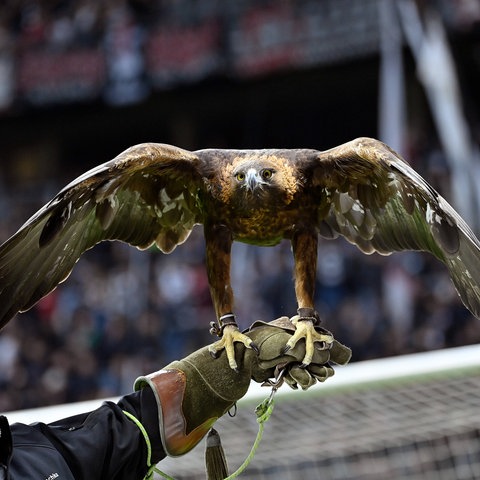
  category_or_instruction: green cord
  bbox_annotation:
[123,392,276,480]
[122,410,174,480]
[223,396,275,479]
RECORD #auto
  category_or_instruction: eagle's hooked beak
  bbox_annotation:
[245,168,261,192]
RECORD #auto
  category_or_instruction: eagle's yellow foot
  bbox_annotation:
[208,324,258,372]
[283,315,334,366]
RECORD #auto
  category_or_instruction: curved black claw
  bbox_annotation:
[209,321,221,337]
[209,349,220,359]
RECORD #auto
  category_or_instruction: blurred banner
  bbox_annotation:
[230,1,379,77]
[17,48,105,106]
[146,20,222,88]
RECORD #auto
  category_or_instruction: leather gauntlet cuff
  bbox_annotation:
[134,369,218,457]
[134,346,250,457]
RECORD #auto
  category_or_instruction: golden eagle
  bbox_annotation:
[1,137,479,369]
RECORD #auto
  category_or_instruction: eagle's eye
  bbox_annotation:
[235,172,245,182]
[261,169,274,180]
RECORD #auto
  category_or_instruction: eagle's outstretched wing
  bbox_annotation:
[308,137,480,318]
[0,143,204,327]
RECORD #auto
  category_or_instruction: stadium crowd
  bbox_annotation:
[1,134,480,412]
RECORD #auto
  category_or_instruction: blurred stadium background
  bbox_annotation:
[1,0,480,477]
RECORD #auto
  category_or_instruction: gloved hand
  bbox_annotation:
[246,316,351,390]
[134,317,350,457]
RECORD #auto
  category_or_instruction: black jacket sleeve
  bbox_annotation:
[6,387,166,480]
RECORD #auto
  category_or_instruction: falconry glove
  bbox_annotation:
[134,317,351,457]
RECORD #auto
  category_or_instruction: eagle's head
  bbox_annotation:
[233,162,275,192]
[204,151,299,212]
[229,156,297,210]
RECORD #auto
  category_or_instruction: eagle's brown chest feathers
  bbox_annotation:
[212,199,315,246]
[228,209,295,245]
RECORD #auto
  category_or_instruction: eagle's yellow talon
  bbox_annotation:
[285,318,334,366]
[208,324,254,371]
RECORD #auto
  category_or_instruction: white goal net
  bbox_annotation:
[6,344,480,480]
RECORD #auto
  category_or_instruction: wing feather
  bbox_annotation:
[0,143,204,327]
[310,137,480,318]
